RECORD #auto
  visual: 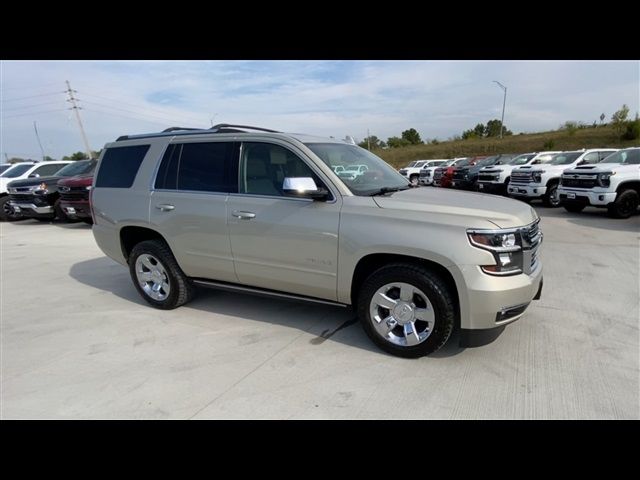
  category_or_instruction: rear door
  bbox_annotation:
[149,140,239,282]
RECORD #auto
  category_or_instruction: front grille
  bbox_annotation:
[511,171,533,184]
[478,173,499,182]
[521,220,542,274]
[452,170,467,181]
[433,170,444,181]
[59,190,89,201]
[419,170,431,178]
[560,174,598,189]
[9,193,36,202]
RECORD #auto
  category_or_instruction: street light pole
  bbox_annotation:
[493,80,507,139]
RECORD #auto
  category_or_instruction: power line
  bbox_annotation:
[2,108,70,119]
[82,107,171,127]
[80,99,204,127]
[2,100,69,112]
[3,91,65,102]
[1,82,62,92]
[79,91,205,125]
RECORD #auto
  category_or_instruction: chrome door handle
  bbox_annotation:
[232,210,256,220]
[156,204,175,212]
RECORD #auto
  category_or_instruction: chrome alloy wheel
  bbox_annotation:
[369,282,435,347]
[135,254,171,301]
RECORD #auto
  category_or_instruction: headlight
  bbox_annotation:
[532,171,544,183]
[598,171,615,187]
[467,229,523,275]
[85,185,93,190]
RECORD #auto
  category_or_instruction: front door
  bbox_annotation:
[227,142,341,301]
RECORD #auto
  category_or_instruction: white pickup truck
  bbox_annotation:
[558,147,640,218]
[399,160,446,186]
[507,149,618,207]
[478,151,559,194]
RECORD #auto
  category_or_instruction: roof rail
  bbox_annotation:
[210,123,279,133]
[162,127,204,133]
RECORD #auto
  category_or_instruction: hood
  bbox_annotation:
[372,187,538,229]
[564,163,638,174]
[58,174,94,187]
[7,175,65,189]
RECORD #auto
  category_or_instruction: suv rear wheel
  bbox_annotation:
[608,189,639,219]
[409,174,419,186]
[128,239,196,309]
[357,263,455,358]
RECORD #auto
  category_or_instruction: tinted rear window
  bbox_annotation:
[155,142,238,193]
[95,145,150,188]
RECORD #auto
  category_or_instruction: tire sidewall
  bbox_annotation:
[129,241,183,309]
[357,266,455,358]
[610,190,639,219]
[0,196,22,221]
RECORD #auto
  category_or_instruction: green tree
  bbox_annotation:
[611,104,630,136]
[387,136,411,148]
[622,113,640,140]
[63,151,90,161]
[461,129,477,140]
[473,123,485,137]
[485,119,512,137]
[358,135,385,150]
[43,155,55,161]
[401,128,423,145]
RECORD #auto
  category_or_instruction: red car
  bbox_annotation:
[57,174,94,224]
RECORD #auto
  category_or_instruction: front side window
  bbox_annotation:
[305,143,408,196]
[508,154,536,165]
[178,142,238,193]
[549,152,582,165]
[240,142,324,197]
[601,148,640,165]
[582,152,599,164]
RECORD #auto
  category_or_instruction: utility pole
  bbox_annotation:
[65,80,93,159]
[33,121,46,161]
[493,80,507,139]
[367,129,371,150]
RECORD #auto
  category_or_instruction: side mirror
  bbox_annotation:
[577,159,586,165]
[531,159,540,165]
[283,177,329,201]
[28,173,40,178]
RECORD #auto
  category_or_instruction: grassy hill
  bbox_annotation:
[374,125,637,168]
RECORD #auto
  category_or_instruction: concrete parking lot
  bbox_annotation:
[1,206,638,419]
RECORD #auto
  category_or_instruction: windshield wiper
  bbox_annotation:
[368,186,411,196]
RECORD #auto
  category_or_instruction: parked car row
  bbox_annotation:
[400,147,640,218]
[0,159,96,223]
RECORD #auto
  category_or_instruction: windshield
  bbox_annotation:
[406,161,417,168]
[306,143,408,196]
[0,163,33,178]
[455,158,472,167]
[600,149,640,165]
[549,152,582,165]
[476,156,499,167]
[508,153,536,165]
[55,160,97,177]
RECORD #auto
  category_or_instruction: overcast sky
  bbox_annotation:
[1,60,638,160]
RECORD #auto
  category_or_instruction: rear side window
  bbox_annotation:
[95,145,150,188]
[155,142,239,193]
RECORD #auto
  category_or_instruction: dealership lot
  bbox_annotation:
[1,207,638,419]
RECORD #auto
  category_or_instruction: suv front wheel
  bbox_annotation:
[128,239,196,309]
[357,263,455,358]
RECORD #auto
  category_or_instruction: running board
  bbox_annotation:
[191,279,349,308]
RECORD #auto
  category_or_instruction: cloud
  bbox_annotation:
[1,60,638,159]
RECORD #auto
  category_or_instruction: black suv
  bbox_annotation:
[7,159,97,221]
[451,154,517,190]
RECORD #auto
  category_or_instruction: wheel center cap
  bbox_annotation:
[393,302,414,324]
[151,270,163,282]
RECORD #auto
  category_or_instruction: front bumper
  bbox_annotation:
[507,183,547,198]
[477,181,506,193]
[451,178,475,189]
[557,188,616,206]
[10,202,54,215]
[419,176,433,185]
[59,200,92,218]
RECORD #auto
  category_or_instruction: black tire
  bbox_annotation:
[0,196,23,222]
[357,263,456,358]
[607,189,639,219]
[35,217,52,222]
[543,183,560,207]
[409,174,419,186]
[81,217,93,225]
[563,203,586,213]
[128,239,196,309]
